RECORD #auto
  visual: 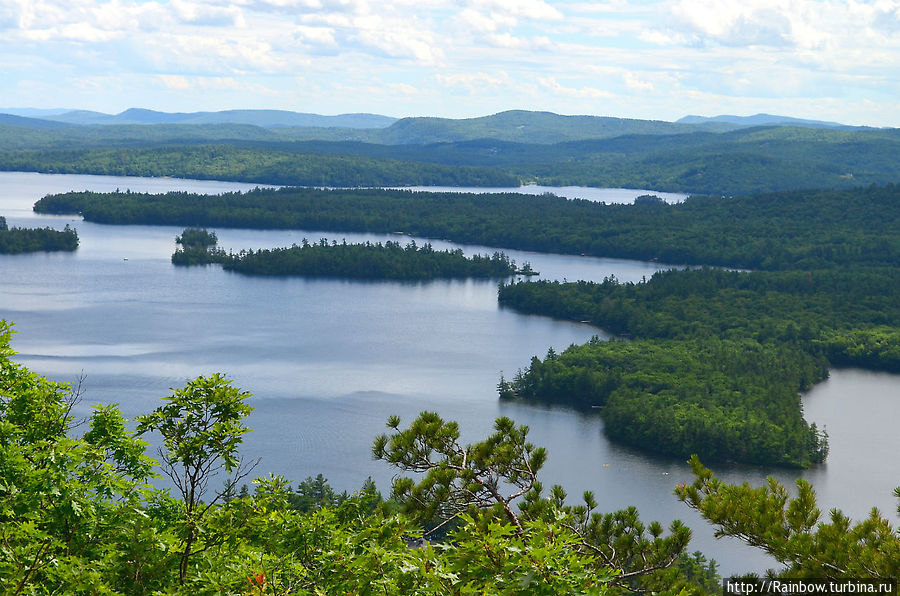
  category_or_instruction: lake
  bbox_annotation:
[393,184,689,204]
[1,171,897,576]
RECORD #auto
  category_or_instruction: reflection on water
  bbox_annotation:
[1,171,898,575]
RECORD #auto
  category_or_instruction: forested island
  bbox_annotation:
[171,227,523,280]
[0,216,78,253]
[171,227,227,265]
[223,240,520,280]
[33,184,900,270]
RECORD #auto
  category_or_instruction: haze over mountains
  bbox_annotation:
[0,107,870,143]
[0,108,397,129]
[676,113,852,129]
[1,107,897,195]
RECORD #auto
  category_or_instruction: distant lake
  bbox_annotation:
[1,171,897,576]
[393,184,690,204]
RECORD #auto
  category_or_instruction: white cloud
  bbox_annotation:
[671,0,793,47]
[466,0,563,21]
[170,0,245,27]
[158,74,278,94]
[458,7,517,33]
[294,24,337,47]
[538,77,615,99]
[624,72,654,93]
[436,71,512,93]
[1,0,900,125]
[350,15,443,63]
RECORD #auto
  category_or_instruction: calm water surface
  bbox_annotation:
[1,172,897,576]
[395,184,689,204]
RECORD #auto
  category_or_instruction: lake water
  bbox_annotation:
[1,172,897,576]
[394,184,690,204]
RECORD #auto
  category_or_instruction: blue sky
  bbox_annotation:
[2,0,900,125]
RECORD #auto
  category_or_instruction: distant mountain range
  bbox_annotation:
[0,113,72,129]
[0,108,870,145]
[2,107,897,195]
[676,113,855,129]
[0,108,398,129]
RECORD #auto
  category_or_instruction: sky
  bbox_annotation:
[2,0,900,126]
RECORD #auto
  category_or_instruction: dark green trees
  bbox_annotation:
[171,227,227,266]
[0,218,78,253]
[223,239,518,280]
[373,412,693,593]
[677,456,900,578]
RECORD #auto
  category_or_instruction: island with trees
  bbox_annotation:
[222,240,521,280]
[0,216,79,253]
[171,227,524,280]
[171,227,227,266]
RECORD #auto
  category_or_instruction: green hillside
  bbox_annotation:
[3,109,900,195]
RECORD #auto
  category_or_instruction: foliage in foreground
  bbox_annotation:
[677,456,900,578]
[0,320,630,594]
[2,319,897,594]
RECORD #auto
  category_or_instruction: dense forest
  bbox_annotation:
[170,227,228,266]
[498,337,829,467]
[2,320,897,593]
[496,266,900,465]
[34,184,900,270]
[498,268,900,367]
[0,216,79,253]
[0,146,518,187]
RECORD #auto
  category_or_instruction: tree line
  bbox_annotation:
[498,267,900,370]
[222,239,519,280]
[499,337,829,467]
[0,145,519,187]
